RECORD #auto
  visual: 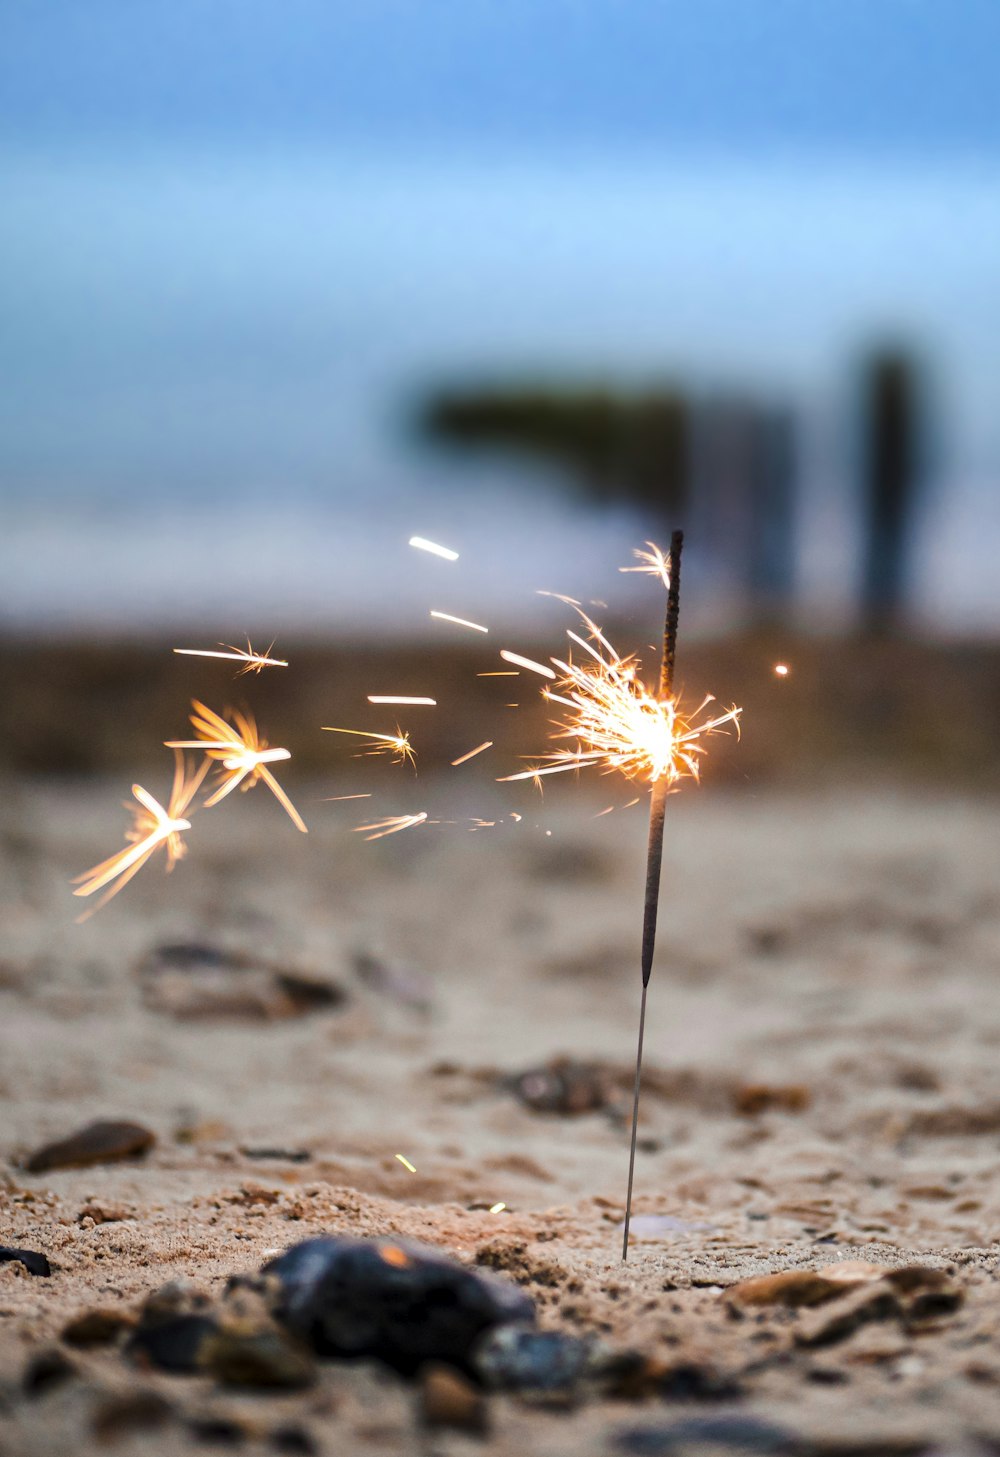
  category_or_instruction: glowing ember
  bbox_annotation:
[355,812,429,841]
[430,610,489,633]
[451,741,493,766]
[72,752,208,917]
[394,1154,417,1173]
[172,640,287,674]
[409,536,459,561]
[499,609,740,787]
[619,540,672,588]
[499,650,557,679]
[367,695,437,707]
[166,701,307,833]
[774,662,790,677]
[322,725,414,766]
[489,1201,507,1214]
[477,671,519,677]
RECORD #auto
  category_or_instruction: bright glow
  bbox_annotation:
[173,640,287,674]
[500,650,556,679]
[451,741,493,766]
[489,1202,507,1214]
[498,608,740,787]
[477,671,519,677]
[72,752,208,918]
[774,662,790,677]
[430,610,489,633]
[394,1154,417,1173]
[166,701,307,833]
[355,812,429,841]
[322,725,414,766]
[409,536,459,561]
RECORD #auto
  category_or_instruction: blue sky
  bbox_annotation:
[4,0,1000,158]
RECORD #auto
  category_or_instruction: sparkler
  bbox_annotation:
[172,640,288,674]
[166,701,307,833]
[498,532,740,1259]
[72,752,208,917]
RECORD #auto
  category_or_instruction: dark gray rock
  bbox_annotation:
[264,1236,535,1377]
[474,1325,601,1394]
[0,1246,51,1277]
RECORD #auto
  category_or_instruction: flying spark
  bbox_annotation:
[394,1154,417,1173]
[499,650,556,679]
[477,671,519,677]
[172,640,287,674]
[430,610,489,633]
[322,725,414,766]
[451,741,493,766]
[320,793,373,801]
[367,695,437,707]
[166,702,307,832]
[355,812,429,841]
[409,536,459,561]
[619,540,672,588]
[489,1202,507,1214]
[774,662,790,677]
[72,752,208,918]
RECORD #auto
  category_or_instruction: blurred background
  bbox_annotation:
[2,0,999,779]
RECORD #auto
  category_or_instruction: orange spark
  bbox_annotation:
[773,662,790,677]
[173,639,288,674]
[619,540,672,588]
[355,812,429,841]
[409,536,458,561]
[72,752,208,918]
[166,701,307,832]
[498,609,740,788]
[394,1154,417,1173]
[477,671,519,677]
[322,725,414,766]
[430,610,489,633]
[367,695,437,707]
[451,740,493,766]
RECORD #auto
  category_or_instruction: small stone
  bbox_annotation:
[187,1415,248,1445]
[733,1083,811,1115]
[127,1285,219,1372]
[615,1415,799,1454]
[22,1347,76,1398]
[137,941,346,1021]
[0,1246,51,1276]
[199,1323,316,1389]
[24,1119,155,1173]
[507,1058,614,1115]
[62,1308,134,1346]
[474,1324,599,1398]
[241,1147,312,1163]
[270,1425,318,1455]
[419,1363,489,1435]
[727,1261,892,1309]
[91,1390,174,1442]
[265,1235,535,1377]
[796,1286,903,1348]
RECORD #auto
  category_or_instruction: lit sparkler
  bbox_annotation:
[173,640,288,674]
[500,533,740,1259]
[322,725,414,766]
[166,701,307,833]
[72,751,208,917]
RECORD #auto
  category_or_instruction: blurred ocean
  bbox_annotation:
[2,148,999,637]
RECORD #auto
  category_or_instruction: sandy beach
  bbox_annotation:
[3,761,1000,1454]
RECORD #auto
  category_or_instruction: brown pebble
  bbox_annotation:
[91,1390,174,1442]
[25,1119,155,1173]
[728,1261,891,1309]
[733,1083,811,1116]
[419,1363,489,1435]
[199,1322,317,1389]
[62,1308,135,1346]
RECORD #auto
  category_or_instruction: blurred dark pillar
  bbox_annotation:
[748,407,797,622]
[860,351,920,633]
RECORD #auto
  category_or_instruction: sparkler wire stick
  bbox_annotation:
[622,528,683,1262]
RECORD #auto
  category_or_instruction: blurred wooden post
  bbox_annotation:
[860,351,920,633]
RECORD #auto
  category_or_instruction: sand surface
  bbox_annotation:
[3,774,1000,1455]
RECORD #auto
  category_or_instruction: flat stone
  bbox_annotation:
[24,1119,155,1173]
[0,1246,51,1276]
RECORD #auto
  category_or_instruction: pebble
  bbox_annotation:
[0,1245,51,1276]
[90,1390,175,1442]
[264,1235,535,1377]
[62,1308,134,1346]
[507,1058,615,1115]
[126,1282,219,1373]
[24,1119,155,1173]
[199,1323,317,1389]
[474,1325,601,1397]
[137,940,346,1020]
[22,1348,76,1398]
[615,1415,799,1454]
[419,1363,490,1435]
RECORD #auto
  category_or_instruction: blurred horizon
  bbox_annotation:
[3,2,1000,637]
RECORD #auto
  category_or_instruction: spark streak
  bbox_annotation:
[355,812,428,841]
[322,725,414,766]
[430,610,489,633]
[166,702,307,832]
[619,541,672,588]
[499,650,556,679]
[451,741,493,766]
[72,752,208,918]
[409,536,459,561]
[172,640,287,674]
[367,695,437,707]
[394,1154,417,1173]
